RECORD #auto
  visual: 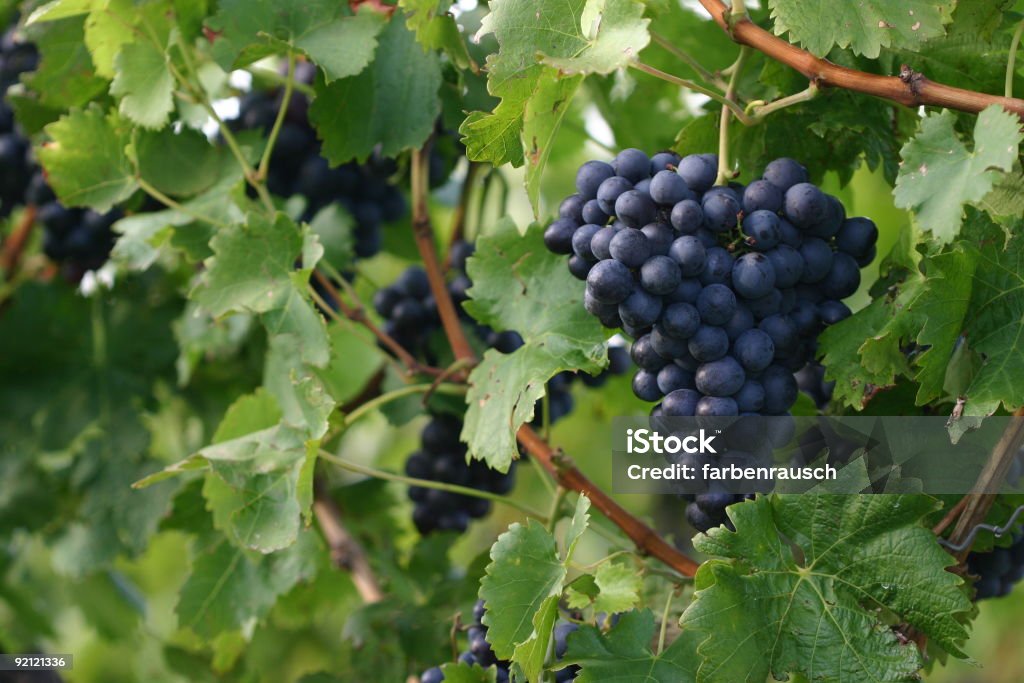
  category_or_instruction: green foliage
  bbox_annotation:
[5,0,1024,680]
[894,106,1022,244]
[769,0,955,58]
[309,17,441,163]
[682,495,972,682]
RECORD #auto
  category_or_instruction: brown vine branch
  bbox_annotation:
[516,424,700,577]
[948,407,1024,561]
[0,205,38,275]
[410,142,477,365]
[312,269,444,378]
[694,0,1024,118]
[313,480,385,603]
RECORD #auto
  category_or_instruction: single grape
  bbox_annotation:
[696,283,737,326]
[702,192,741,233]
[688,325,729,362]
[544,218,578,254]
[609,228,651,268]
[615,189,657,228]
[640,255,682,295]
[733,328,775,373]
[732,252,776,299]
[741,210,781,251]
[576,160,616,199]
[614,148,652,183]
[596,175,633,214]
[676,154,717,192]
[742,179,783,214]
[619,288,663,328]
[649,169,693,206]
[783,182,829,231]
[668,235,707,277]
[762,157,808,192]
[670,199,703,234]
[586,259,634,304]
[695,356,746,397]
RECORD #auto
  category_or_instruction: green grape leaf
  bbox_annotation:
[110,39,174,129]
[461,0,648,212]
[681,495,971,683]
[480,520,565,660]
[136,127,229,198]
[176,530,320,637]
[309,18,440,164]
[192,212,317,317]
[83,0,140,79]
[894,106,1022,244]
[23,15,108,109]
[818,278,925,409]
[38,104,138,211]
[769,0,954,58]
[821,214,1024,414]
[511,594,560,683]
[26,0,92,24]
[399,0,472,69]
[438,663,498,682]
[461,223,607,471]
[563,610,699,683]
[591,562,642,614]
[208,0,382,80]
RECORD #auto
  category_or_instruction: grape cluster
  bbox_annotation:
[230,69,406,259]
[544,150,878,531]
[405,412,514,534]
[966,534,1024,600]
[0,25,36,217]
[378,240,629,533]
[420,602,578,683]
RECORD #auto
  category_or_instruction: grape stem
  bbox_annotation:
[746,82,820,121]
[693,0,1024,118]
[947,407,1024,561]
[516,424,700,577]
[411,140,478,367]
[136,177,229,228]
[312,481,385,603]
[317,449,550,521]
[311,269,446,377]
[715,47,748,186]
[256,52,297,183]
[1006,19,1024,99]
[630,61,755,126]
[649,31,727,89]
[0,204,37,276]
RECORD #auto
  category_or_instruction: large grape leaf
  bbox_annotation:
[561,610,699,683]
[23,15,108,109]
[894,106,1022,245]
[461,223,607,471]
[176,530,320,637]
[460,0,649,212]
[480,497,590,664]
[37,104,138,211]
[207,0,384,81]
[681,495,971,683]
[309,17,440,164]
[769,0,954,58]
